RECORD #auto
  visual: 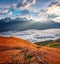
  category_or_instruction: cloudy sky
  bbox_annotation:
[0,0,60,22]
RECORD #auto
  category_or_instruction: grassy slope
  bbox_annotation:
[35,39,60,48]
[0,36,60,64]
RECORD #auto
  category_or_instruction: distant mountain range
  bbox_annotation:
[0,17,60,32]
[0,17,28,22]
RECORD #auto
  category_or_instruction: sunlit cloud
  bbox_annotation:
[8,11,12,16]
[47,5,60,16]
[48,0,60,7]
[47,0,60,16]
[17,0,36,9]
[0,0,60,22]
[31,12,49,22]
[45,0,60,22]
[0,0,37,19]
[0,9,8,14]
[51,16,60,23]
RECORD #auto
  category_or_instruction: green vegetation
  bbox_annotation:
[35,39,60,48]
[26,54,33,63]
[26,54,33,60]
[47,42,60,48]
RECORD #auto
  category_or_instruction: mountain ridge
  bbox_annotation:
[0,17,60,32]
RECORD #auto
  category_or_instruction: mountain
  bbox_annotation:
[0,17,27,23]
[0,36,60,64]
[0,17,60,32]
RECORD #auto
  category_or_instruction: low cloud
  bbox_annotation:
[0,29,60,42]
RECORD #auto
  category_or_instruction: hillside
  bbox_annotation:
[35,39,60,48]
[0,36,60,64]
